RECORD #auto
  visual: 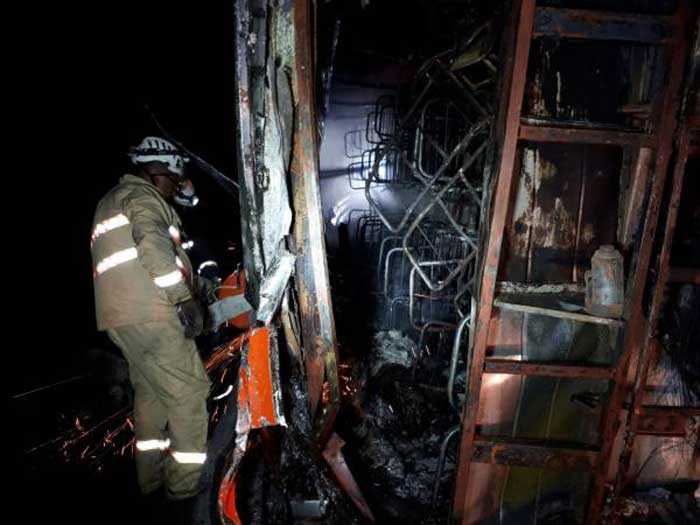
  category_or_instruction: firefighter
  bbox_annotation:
[90,136,212,512]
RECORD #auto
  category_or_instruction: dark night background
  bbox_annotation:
[11,1,239,394]
[12,2,240,522]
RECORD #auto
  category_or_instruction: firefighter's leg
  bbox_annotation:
[107,328,169,494]
[137,318,211,499]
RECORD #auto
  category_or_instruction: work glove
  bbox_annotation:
[176,298,204,339]
[196,275,220,304]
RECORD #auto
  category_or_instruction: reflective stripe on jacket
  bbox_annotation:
[91,174,194,330]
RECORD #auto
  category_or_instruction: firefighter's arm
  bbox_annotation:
[195,275,218,303]
[123,188,193,305]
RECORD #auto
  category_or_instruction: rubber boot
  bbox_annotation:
[165,496,196,525]
[140,487,167,525]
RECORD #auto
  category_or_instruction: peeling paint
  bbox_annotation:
[532,197,576,250]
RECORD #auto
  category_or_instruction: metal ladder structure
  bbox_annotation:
[611,35,700,519]
[450,1,696,524]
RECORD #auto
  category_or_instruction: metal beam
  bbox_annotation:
[632,407,698,437]
[472,435,599,471]
[533,7,674,44]
[612,106,700,504]
[451,1,537,523]
[288,0,340,443]
[589,3,695,521]
[519,123,654,147]
[484,359,615,380]
[233,0,266,302]
[494,295,625,327]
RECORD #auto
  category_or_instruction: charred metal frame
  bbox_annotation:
[610,21,700,515]
[233,0,266,302]
[288,0,341,442]
[450,1,696,524]
[532,8,674,44]
[472,435,599,471]
[360,50,491,341]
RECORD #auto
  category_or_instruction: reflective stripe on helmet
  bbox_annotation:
[95,247,138,275]
[197,260,218,275]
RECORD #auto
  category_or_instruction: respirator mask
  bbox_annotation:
[174,178,200,207]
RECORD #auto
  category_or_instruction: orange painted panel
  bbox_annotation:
[219,472,242,525]
[246,327,278,427]
[236,327,279,429]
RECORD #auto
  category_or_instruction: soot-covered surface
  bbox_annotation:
[333,330,461,524]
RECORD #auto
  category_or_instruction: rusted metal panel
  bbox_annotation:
[288,0,340,440]
[452,1,537,523]
[487,308,525,357]
[522,37,659,128]
[456,1,696,523]
[632,410,696,437]
[588,3,695,522]
[638,406,700,418]
[484,359,615,380]
[529,143,585,282]
[611,111,699,504]
[322,433,375,522]
[472,435,599,471]
[519,124,654,147]
[501,142,620,284]
[533,8,673,44]
[501,142,582,282]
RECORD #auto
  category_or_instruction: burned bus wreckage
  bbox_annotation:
[21,1,700,524]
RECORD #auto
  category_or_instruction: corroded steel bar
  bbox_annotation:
[519,124,654,147]
[472,435,599,471]
[289,0,340,441]
[484,359,615,380]
[589,3,694,522]
[533,7,673,44]
[613,119,696,499]
[451,1,536,523]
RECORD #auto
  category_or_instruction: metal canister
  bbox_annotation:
[585,245,624,318]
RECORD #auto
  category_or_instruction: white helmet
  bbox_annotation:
[128,136,189,177]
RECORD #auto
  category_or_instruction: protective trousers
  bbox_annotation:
[107,317,211,499]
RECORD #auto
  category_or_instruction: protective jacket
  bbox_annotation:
[91,174,195,330]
